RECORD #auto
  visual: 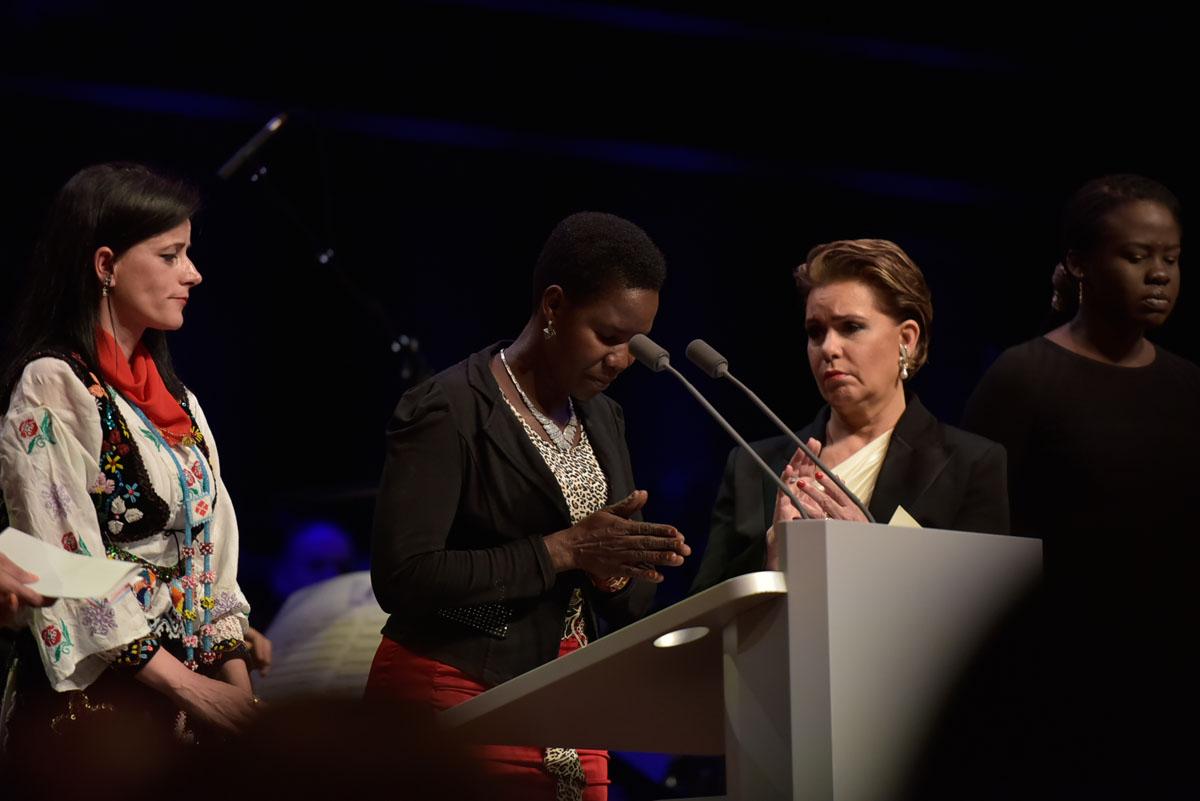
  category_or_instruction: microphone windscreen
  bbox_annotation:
[629,334,670,372]
[685,339,729,378]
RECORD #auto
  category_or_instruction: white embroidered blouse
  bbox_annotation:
[0,358,250,691]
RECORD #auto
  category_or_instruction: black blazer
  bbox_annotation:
[371,343,655,687]
[691,395,1010,594]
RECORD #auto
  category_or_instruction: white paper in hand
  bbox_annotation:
[0,527,142,599]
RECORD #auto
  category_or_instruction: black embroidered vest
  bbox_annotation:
[0,351,212,550]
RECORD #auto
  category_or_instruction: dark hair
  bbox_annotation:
[1052,174,1183,313]
[530,211,666,308]
[794,239,934,376]
[1,163,200,408]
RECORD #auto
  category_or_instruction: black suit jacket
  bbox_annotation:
[371,343,655,687]
[691,395,1010,594]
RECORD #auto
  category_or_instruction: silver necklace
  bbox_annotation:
[500,349,577,452]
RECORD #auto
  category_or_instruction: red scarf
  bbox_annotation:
[96,328,194,446]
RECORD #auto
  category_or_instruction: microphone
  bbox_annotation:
[217,112,288,181]
[629,334,670,372]
[628,334,814,520]
[685,339,875,522]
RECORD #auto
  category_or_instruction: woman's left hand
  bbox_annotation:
[792,469,870,522]
[218,653,254,692]
[244,626,273,676]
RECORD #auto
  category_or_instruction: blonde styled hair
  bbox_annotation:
[794,239,934,375]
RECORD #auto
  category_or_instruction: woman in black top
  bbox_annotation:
[964,175,1197,562]
[962,174,1198,798]
[367,212,690,801]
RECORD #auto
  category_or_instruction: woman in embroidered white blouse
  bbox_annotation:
[0,163,258,753]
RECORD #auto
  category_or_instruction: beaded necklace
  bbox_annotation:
[121,395,216,670]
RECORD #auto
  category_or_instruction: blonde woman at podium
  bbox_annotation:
[367,212,691,801]
[692,239,1010,593]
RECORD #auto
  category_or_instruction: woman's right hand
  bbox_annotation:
[772,438,825,525]
[177,672,259,733]
[544,490,690,582]
[244,626,273,676]
[138,647,259,733]
[767,438,824,569]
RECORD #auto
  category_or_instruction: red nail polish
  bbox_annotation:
[797,480,806,488]
[816,471,824,480]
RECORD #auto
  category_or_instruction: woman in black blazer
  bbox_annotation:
[368,212,690,801]
[693,239,1008,594]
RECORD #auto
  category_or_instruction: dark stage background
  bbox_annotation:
[1,3,1193,795]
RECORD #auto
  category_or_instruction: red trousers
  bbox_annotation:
[365,635,609,801]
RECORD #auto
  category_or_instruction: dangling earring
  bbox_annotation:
[899,344,911,381]
[101,276,112,297]
[1077,278,1084,308]
[542,319,556,340]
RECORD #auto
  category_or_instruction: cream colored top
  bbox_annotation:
[825,428,921,527]
[826,428,893,506]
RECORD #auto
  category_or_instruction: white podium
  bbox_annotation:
[441,521,1042,800]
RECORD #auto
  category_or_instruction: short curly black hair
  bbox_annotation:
[531,212,666,309]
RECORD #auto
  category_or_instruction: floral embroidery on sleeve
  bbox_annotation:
[17,411,57,454]
[42,483,74,520]
[80,600,117,638]
[60,531,92,556]
[41,620,75,664]
[211,591,240,619]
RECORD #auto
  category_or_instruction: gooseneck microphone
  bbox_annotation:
[685,339,875,522]
[629,334,814,520]
[217,112,289,181]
